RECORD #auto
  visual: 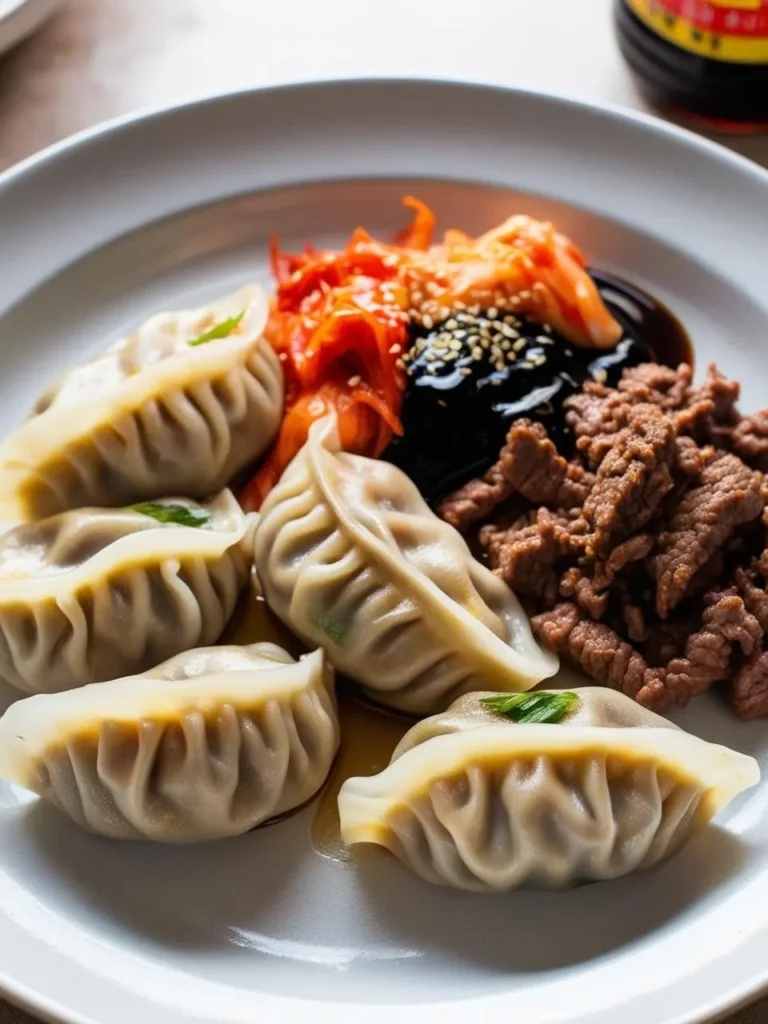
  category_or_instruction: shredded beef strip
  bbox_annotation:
[532,602,661,703]
[438,419,592,531]
[639,592,762,711]
[577,406,676,557]
[653,451,763,618]
[481,507,581,606]
[619,362,692,409]
[731,650,768,719]
[734,566,768,632]
[559,534,655,620]
[731,409,768,472]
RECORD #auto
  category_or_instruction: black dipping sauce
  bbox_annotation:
[382,271,691,506]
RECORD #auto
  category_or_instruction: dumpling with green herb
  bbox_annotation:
[0,642,338,841]
[254,414,558,715]
[0,490,253,694]
[338,687,759,890]
[0,285,282,520]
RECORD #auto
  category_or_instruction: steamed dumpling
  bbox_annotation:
[0,643,338,841]
[0,490,253,694]
[338,688,759,890]
[254,415,557,714]
[0,286,282,520]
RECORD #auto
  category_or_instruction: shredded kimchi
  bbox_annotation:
[241,197,621,510]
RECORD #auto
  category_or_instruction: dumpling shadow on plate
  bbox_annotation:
[3,798,312,951]
[347,824,750,975]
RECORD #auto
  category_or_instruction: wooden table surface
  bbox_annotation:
[0,1,767,1022]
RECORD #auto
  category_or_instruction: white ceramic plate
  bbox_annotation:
[0,0,58,57]
[1,79,768,1024]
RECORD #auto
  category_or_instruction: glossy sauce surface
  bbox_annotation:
[383,270,692,504]
[312,694,411,862]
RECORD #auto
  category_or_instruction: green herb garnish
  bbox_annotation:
[187,310,245,347]
[311,616,348,646]
[480,691,578,724]
[132,502,211,528]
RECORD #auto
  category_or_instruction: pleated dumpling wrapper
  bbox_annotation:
[338,688,759,890]
[254,415,558,715]
[0,490,253,694]
[0,285,282,520]
[0,642,338,841]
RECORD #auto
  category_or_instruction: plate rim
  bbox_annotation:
[1,75,768,1024]
[2,73,768,194]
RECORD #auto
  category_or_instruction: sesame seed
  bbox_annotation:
[536,335,553,346]
[278,352,287,362]
[396,359,406,371]
[347,375,361,387]
[448,339,462,351]
[513,339,527,352]
[491,377,502,386]
[471,347,482,361]
[454,300,467,311]
[487,306,498,320]
[422,314,434,330]
[506,350,517,362]
[412,290,424,304]
[593,368,608,383]
[459,367,472,376]
[439,306,451,321]
[437,399,447,407]
[445,318,458,330]
[500,339,511,351]
[468,304,481,316]
[520,361,533,370]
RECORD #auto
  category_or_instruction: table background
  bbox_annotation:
[0,0,767,1022]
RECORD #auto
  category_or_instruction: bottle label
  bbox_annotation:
[626,0,768,62]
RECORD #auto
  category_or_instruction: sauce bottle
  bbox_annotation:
[615,0,768,130]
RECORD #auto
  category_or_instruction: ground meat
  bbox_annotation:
[735,566,768,632]
[559,534,655,620]
[644,616,697,666]
[619,362,692,409]
[578,407,675,557]
[731,409,768,472]
[673,435,712,477]
[653,451,763,618]
[686,364,741,446]
[481,507,580,605]
[439,359,768,717]
[640,592,762,711]
[532,602,660,701]
[438,470,509,532]
[438,419,592,530]
[731,650,768,719]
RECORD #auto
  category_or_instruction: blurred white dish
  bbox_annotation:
[0,0,58,56]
